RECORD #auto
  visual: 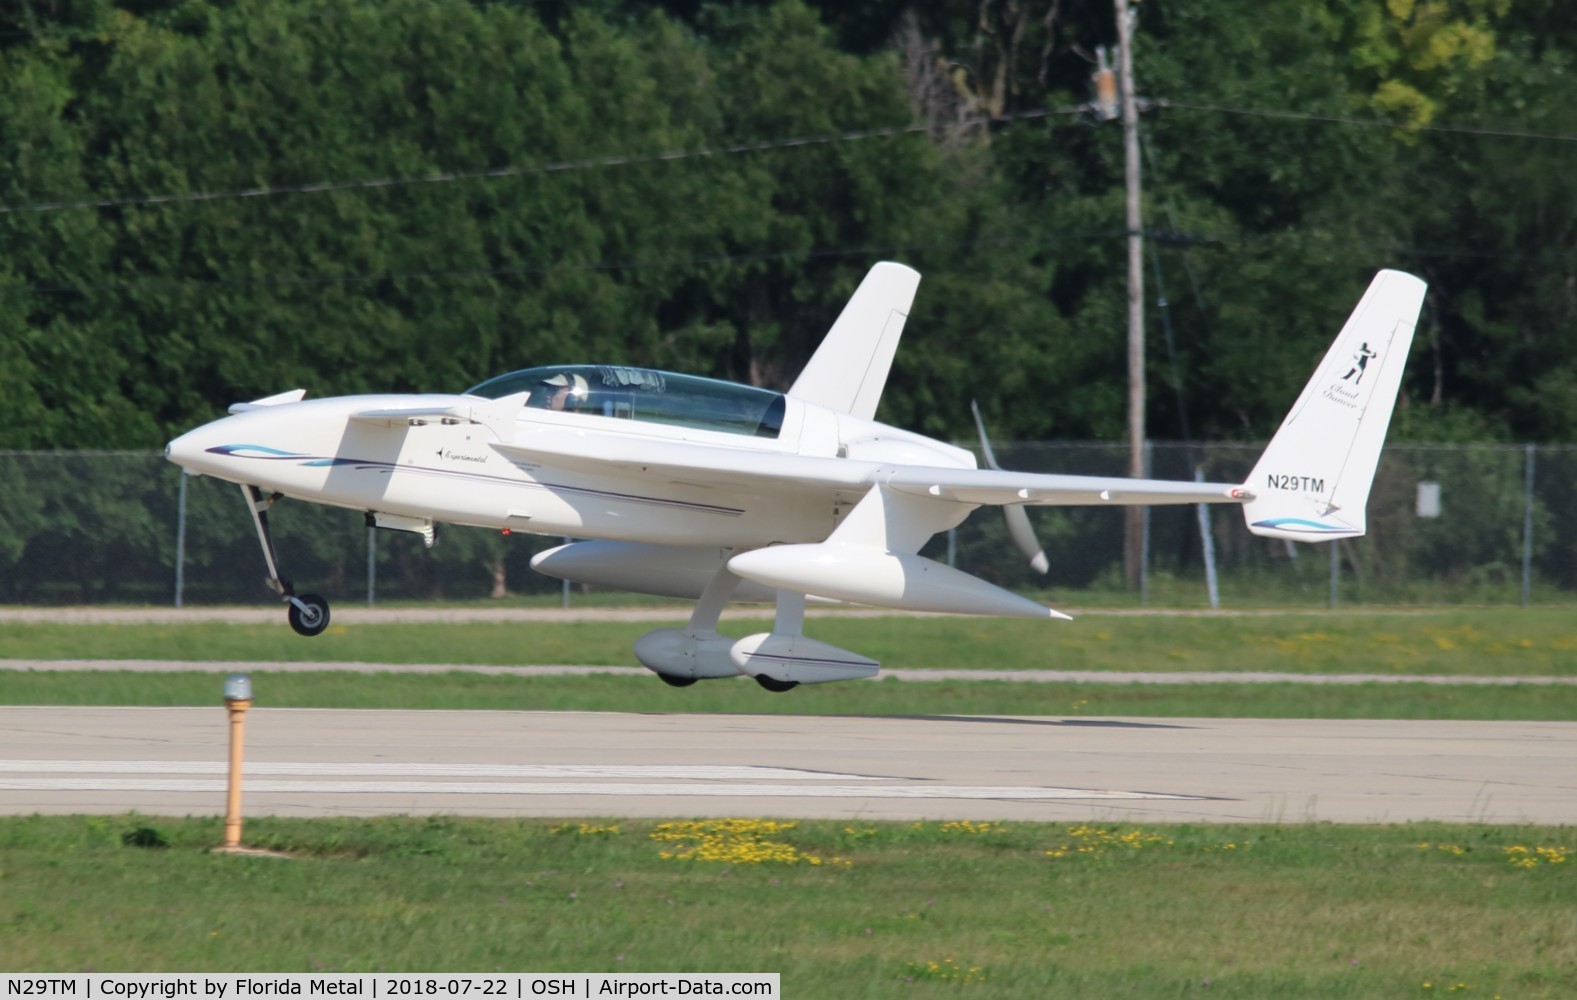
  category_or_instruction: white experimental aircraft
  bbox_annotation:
[166,264,1426,691]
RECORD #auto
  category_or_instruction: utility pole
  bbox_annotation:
[1115,0,1146,591]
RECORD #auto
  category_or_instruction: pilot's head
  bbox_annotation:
[543,372,589,411]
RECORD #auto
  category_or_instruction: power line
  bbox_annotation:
[0,107,1080,217]
[5,94,1571,220]
[0,232,1084,297]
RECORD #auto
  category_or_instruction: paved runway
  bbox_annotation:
[2,707,1573,824]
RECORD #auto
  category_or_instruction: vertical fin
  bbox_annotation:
[1243,269,1427,540]
[787,262,920,420]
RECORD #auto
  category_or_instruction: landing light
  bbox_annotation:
[223,672,252,702]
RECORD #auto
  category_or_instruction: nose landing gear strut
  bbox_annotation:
[240,484,331,637]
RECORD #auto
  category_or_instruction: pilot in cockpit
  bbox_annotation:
[543,372,590,411]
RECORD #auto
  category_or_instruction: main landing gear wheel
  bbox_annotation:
[287,594,331,637]
[754,675,799,693]
[657,673,698,688]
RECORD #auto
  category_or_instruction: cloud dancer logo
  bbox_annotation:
[1341,342,1378,384]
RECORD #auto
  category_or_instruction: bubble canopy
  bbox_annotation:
[466,364,786,440]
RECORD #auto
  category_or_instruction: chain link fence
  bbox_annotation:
[1,444,1571,607]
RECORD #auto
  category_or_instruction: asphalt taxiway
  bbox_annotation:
[2,706,1572,824]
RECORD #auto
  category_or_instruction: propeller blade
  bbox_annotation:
[970,401,1049,575]
[1005,506,1050,574]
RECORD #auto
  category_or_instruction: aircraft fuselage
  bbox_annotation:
[165,391,977,549]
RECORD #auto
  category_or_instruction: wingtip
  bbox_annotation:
[228,388,307,414]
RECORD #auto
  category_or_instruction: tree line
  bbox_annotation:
[1,0,1573,452]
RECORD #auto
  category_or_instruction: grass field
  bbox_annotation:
[4,607,1575,719]
[3,606,1577,674]
[2,814,1573,997]
[2,669,1573,720]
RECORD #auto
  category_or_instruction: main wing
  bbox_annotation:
[883,468,1253,507]
[492,434,1251,507]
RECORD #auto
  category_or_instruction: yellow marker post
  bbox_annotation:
[213,675,292,860]
[220,673,251,850]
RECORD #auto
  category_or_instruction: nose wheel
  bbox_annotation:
[240,484,332,637]
[287,594,331,636]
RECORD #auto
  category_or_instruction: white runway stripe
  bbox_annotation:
[0,777,1198,800]
[0,760,875,781]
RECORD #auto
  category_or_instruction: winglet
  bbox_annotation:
[787,262,920,420]
[468,391,528,440]
[228,389,306,414]
[1243,269,1426,541]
